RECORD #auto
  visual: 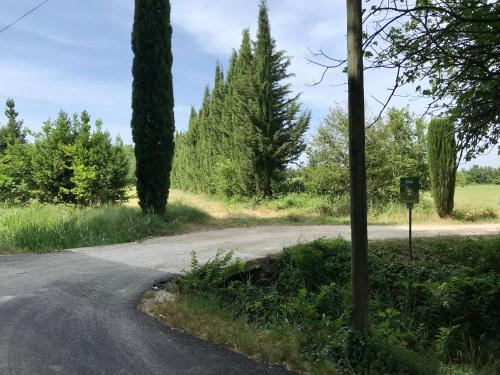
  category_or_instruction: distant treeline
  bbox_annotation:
[171,3,310,198]
[459,165,500,185]
[0,99,133,206]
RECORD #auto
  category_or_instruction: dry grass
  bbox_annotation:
[128,186,499,226]
[169,190,283,219]
[141,290,322,374]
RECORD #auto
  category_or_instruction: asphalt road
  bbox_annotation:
[1,224,499,375]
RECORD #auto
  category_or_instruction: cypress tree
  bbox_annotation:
[229,30,258,196]
[170,2,309,199]
[253,0,310,197]
[428,118,457,217]
[209,63,226,152]
[197,86,212,192]
[220,51,238,161]
[131,0,175,214]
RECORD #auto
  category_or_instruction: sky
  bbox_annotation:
[0,0,497,168]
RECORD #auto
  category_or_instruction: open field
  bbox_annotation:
[1,185,497,254]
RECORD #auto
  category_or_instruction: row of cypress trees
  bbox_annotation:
[171,1,310,198]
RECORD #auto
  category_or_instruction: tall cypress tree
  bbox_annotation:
[170,2,309,199]
[253,0,310,196]
[230,30,258,196]
[197,86,212,191]
[428,118,457,217]
[131,0,175,214]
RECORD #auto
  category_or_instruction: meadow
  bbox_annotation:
[1,185,498,254]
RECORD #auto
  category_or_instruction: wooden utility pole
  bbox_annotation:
[346,0,369,331]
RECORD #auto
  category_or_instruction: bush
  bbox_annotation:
[0,143,34,204]
[176,236,500,374]
[0,106,129,206]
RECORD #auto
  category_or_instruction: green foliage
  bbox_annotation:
[428,118,457,217]
[171,1,309,198]
[307,106,429,204]
[123,145,137,186]
[0,143,34,204]
[0,98,26,152]
[0,100,129,206]
[460,165,500,185]
[32,112,77,203]
[71,117,128,205]
[31,111,128,205]
[131,0,175,214]
[177,236,500,374]
[365,0,500,160]
[0,201,211,254]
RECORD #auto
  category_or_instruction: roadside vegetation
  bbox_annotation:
[0,97,496,255]
[167,187,499,225]
[0,2,498,255]
[144,236,500,375]
[1,184,498,254]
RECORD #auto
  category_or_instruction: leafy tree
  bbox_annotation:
[307,107,429,204]
[428,118,457,217]
[221,31,258,197]
[123,144,137,186]
[0,99,26,152]
[312,0,499,162]
[131,0,175,214]
[30,111,128,205]
[171,3,309,199]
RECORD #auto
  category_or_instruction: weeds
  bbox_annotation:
[151,236,500,375]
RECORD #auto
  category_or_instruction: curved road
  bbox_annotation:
[1,224,499,374]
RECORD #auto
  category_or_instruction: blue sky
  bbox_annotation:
[0,0,497,167]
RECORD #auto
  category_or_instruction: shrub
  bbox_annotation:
[0,143,34,204]
[176,236,500,374]
[0,108,129,206]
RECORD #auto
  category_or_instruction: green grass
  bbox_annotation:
[168,185,500,225]
[145,236,500,375]
[1,184,498,254]
[0,203,210,254]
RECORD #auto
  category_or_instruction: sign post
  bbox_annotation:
[400,177,420,261]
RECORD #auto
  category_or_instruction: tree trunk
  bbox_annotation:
[346,0,369,331]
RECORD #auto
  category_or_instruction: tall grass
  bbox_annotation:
[169,186,499,225]
[0,203,210,254]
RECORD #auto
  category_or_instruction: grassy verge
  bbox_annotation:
[142,293,307,372]
[143,236,500,375]
[2,184,498,254]
[0,203,210,254]
[166,185,499,225]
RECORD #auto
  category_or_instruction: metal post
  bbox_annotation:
[407,202,413,261]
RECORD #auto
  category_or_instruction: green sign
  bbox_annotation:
[400,177,420,203]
